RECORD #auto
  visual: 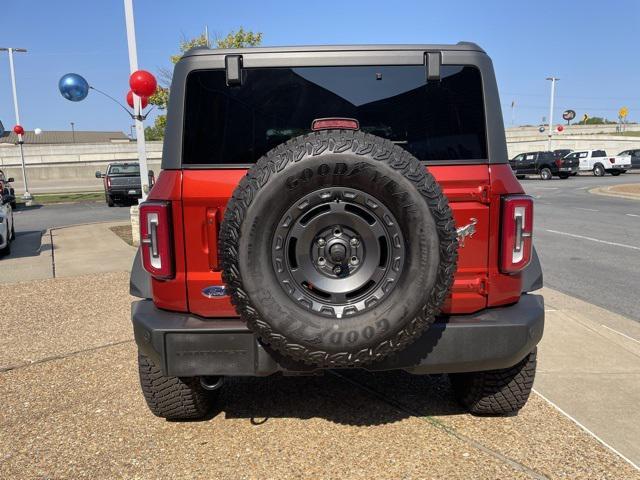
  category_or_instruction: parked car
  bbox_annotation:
[95,162,147,206]
[617,149,640,170]
[0,185,15,256]
[567,149,631,176]
[0,170,16,209]
[130,43,544,420]
[553,149,578,176]
[509,150,578,180]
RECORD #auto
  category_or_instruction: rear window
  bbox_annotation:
[108,164,140,175]
[593,150,607,157]
[182,65,487,165]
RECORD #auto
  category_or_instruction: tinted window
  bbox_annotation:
[592,150,606,157]
[183,65,487,165]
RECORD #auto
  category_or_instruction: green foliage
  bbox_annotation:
[215,27,263,49]
[144,115,167,141]
[577,116,617,125]
[147,28,263,138]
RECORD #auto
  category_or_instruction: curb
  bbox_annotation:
[589,186,640,201]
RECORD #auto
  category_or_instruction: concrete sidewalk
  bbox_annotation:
[0,221,136,283]
[536,287,640,466]
[51,222,136,278]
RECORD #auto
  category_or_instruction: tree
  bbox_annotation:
[144,114,166,141]
[148,28,263,111]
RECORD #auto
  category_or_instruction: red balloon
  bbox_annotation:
[13,124,24,135]
[557,125,564,132]
[126,90,149,109]
[129,70,157,97]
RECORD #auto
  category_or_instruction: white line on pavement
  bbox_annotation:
[601,324,640,345]
[626,214,640,218]
[545,229,640,251]
[575,207,599,212]
[533,389,640,471]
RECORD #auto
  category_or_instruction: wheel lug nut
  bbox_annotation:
[317,238,326,247]
[317,257,326,266]
[350,237,360,247]
[333,265,342,274]
[350,256,359,265]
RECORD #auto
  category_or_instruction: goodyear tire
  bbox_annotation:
[220,130,457,367]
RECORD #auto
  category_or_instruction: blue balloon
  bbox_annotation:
[59,73,90,102]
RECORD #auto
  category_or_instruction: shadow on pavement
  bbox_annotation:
[217,370,464,426]
[3,230,47,260]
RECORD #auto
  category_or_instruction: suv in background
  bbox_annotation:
[569,150,631,176]
[617,149,640,170]
[130,44,544,421]
[509,150,577,180]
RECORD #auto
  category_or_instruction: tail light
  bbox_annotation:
[312,118,359,131]
[609,158,615,163]
[106,176,111,188]
[500,195,533,274]
[139,201,174,279]
[555,159,562,168]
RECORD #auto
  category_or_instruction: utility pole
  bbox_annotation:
[0,47,31,202]
[123,0,150,201]
[70,122,76,143]
[546,77,559,151]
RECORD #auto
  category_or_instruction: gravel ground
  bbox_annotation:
[0,273,638,479]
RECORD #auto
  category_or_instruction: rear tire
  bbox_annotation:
[593,164,605,177]
[558,173,570,179]
[450,348,537,415]
[611,170,621,176]
[515,174,526,180]
[106,194,115,207]
[137,352,218,420]
[539,168,552,180]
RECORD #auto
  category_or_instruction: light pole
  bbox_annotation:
[123,0,150,201]
[0,47,32,202]
[546,77,559,151]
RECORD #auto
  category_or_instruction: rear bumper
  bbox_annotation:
[132,294,544,377]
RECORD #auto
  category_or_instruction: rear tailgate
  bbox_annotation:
[108,175,141,190]
[181,165,491,317]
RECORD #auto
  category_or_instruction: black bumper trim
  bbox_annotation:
[132,294,544,377]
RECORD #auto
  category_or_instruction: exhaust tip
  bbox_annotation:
[200,376,225,391]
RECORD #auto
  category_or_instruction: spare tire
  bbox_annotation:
[220,130,457,367]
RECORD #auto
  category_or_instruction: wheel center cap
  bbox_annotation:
[329,243,347,263]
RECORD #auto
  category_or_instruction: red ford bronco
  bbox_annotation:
[130,43,544,420]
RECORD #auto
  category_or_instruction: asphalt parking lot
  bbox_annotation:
[520,172,640,321]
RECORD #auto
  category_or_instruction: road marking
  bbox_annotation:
[575,186,591,190]
[601,324,640,345]
[533,389,640,471]
[574,207,599,212]
[545,229,640,251]
[626,214,640,218]
[544,309,558,312]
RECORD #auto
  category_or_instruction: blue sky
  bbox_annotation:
[1,0,638,135]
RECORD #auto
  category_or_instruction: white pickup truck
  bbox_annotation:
[566,149,632,176]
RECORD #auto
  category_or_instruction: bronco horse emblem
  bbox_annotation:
[456,218,478,247]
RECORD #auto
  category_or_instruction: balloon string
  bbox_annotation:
[89,86,136,119]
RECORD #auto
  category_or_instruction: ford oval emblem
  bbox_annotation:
[202,285,227,298]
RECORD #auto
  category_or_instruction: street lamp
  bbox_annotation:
[546,77,559,151]
[0,47,32,202]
